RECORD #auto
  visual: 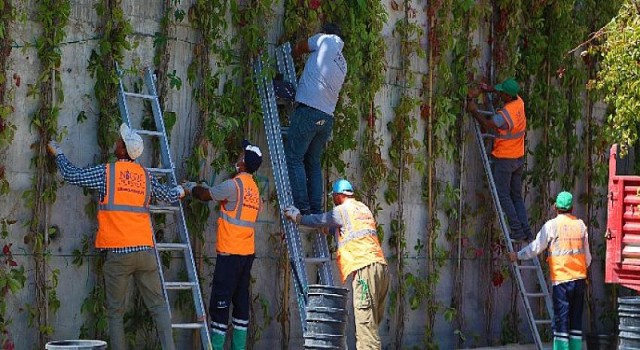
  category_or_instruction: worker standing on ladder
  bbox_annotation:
[467,78,532,241]
[47,124,181,350]
[283,179,389,350]
[182,140,262,350]
[285,23,347,215]
[508,191,591,350]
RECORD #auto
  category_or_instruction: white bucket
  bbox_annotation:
[45,340,107,350]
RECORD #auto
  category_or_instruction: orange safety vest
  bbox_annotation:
[335,199,386,283]
[96,162,153,248]
[547,214,588,283]
[492,96,526,159]
[216,173,260,255]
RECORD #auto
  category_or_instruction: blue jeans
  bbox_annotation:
[492,157,532,239]
[552,279,586,338]
[285,104,334,214]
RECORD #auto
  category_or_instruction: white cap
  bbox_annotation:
[119,123,144,160]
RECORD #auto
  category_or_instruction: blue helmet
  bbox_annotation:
[331,179,354,195]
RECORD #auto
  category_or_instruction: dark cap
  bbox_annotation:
[242,140,262,173]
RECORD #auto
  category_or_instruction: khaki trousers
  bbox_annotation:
[352,262,389,350]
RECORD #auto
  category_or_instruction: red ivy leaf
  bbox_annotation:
[492,271,505,287]
[309,0,321,10]
[8,260,17,267]
[2,244,10,256]
[390,0,399,11]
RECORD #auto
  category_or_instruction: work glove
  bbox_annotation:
[181,181,198,195]
[47,140,62,156]
[283,206,301,224]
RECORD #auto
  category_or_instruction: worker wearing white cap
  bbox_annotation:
[47,123,184,350]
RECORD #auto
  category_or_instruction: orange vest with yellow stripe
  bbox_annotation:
[216,173,260,255]
[492,96,526,159]
[547,214,588,282]
[96,162,153,248]
[335,199,386,283]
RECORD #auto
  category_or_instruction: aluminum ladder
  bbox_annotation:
[253,43,335,330]
[116,66,212,350]
[473,95,554,350]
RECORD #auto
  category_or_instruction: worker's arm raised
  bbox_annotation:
[467,101,500,131]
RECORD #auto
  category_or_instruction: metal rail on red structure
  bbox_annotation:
[606,144,640,292]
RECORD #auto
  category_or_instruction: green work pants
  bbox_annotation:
[103,250,175,350]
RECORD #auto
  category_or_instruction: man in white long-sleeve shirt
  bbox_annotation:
[508,191,591,350]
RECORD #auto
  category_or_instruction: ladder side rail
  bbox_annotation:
[115,69,172,323]
[281,42,297,85]
[486,93,554,337]
[262,64,310,295]
[312,233,334,285]
[254,59,308,325]
[143,68,174,177]
[140,68,212,349]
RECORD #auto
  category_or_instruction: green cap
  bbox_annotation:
[494,78,520,97]
[555,191,573,210]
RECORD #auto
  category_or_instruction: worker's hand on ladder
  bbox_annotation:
[507,252,518,262]
[283,206,301,224]
[181,181,198,195]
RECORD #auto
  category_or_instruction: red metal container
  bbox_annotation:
[606,144,640,292]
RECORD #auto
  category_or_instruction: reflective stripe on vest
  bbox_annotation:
[335,200,386,282]
[216,173,259,255]
[95,162,153,248]
[547,215,588,282]
[492,96,526,158]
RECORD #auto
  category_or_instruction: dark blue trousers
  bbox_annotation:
[552,279,586,341]
[209,254,255,335]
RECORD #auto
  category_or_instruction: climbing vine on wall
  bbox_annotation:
[22,0,70,346]
[80,0,132,340]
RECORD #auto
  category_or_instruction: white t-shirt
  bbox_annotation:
[295,33,347,116]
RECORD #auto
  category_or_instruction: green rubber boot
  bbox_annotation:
[569,336,582,350]
[211,331,225,350]
[553,337,569,350]
[231,328,247,350]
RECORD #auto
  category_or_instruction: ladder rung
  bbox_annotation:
[149,205,179,214]
[481,133,496,139]
[535,319,552,325]
[517,265,538,270]
[172,323,206,329]
[147,167,173,175]
[134,129,163,136]
[124,91,157,100]
[477,109,494,115]
[306,257,330,264]
[165,281,197,290]
[156,243,188,251]
[525,292,547,298]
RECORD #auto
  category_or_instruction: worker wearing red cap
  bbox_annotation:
[284,179,388,350]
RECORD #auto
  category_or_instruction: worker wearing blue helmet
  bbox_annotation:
[284,179,389,349]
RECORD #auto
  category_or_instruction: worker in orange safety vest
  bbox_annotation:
[283,179,389,350]
[47,124,184,350]
[468,78,532,242]
[508,191,591,350]
[182,140,262,350]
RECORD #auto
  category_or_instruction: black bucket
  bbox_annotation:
[304,333,345,349]
[306,306,347,323]
[308,293,347,310]
[619,297,640,349]
[308,284,349,296]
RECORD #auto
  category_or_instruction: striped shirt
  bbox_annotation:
[55,153,183,254]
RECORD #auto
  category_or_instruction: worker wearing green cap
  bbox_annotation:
[467,78,532,242]
[508,191,591,350]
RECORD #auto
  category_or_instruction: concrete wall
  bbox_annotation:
[0,1,614,349]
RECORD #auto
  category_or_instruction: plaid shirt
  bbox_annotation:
[55,153,183,254]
